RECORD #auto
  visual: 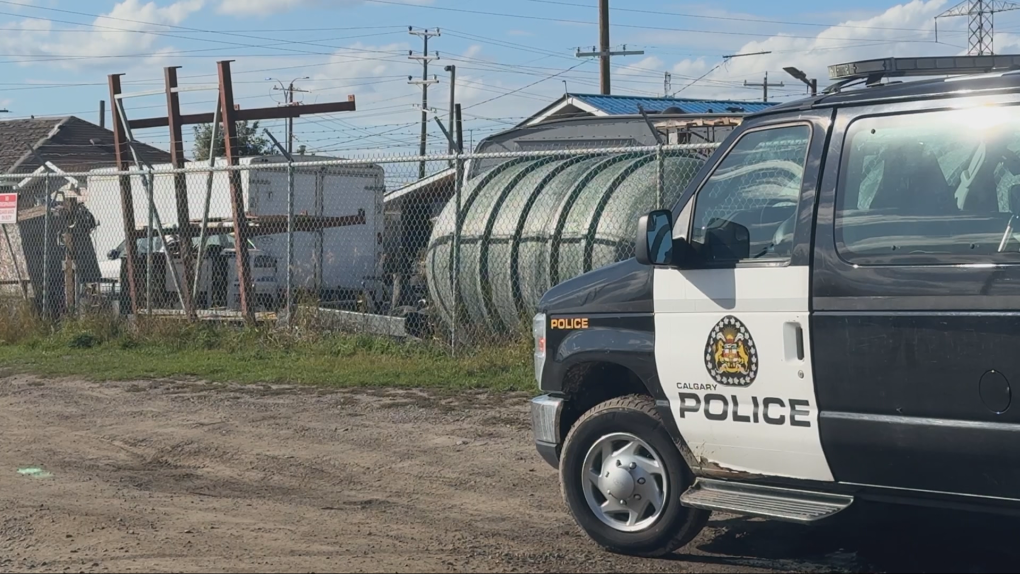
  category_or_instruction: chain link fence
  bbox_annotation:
[0,143,719,349]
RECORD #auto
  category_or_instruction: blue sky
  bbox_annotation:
[0,0,1011,159]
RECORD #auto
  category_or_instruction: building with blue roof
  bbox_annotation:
[521,93,775,127]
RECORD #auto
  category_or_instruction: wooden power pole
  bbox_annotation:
[575,0,643,95]
[744,72,785,103]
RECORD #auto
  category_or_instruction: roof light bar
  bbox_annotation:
[828,55,1020,82]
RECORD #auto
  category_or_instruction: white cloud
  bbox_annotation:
[462,44,483,61]
[218,0,432,17]
[0,0,205,70]
[219,0,343,17]
[660,0,965,101]
[619,56,663,77]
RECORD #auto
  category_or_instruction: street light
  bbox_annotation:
[783,67,817,96]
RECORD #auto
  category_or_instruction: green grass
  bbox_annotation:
[0,302,533,392]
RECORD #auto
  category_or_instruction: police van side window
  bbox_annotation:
[688,124,811,264]
[836,107,1020,265]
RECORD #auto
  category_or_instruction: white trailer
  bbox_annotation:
[84,155,386,302]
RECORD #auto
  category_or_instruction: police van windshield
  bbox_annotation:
[837,105,1020,265]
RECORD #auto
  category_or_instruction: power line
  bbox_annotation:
[0,31,408,66]
[0,3,410,62]
[358,0,944,43]
[442,28,941,83]
[518,0,961,34]
[0,24,408,35]
[464,61,589,110]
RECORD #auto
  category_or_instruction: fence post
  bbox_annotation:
[656,143,665,210]
[286,160,295,325]
[452,152,464,354]
[146,168,154,316]
[42,175,50,319]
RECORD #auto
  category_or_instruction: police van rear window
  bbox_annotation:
[835,105,1020,266]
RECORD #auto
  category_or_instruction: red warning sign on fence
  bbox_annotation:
[0,193,17,224]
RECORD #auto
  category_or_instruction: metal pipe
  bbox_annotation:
[114,97,187,315]
[287,81,294,156]
[452,154,462,353]
[108,74,140,316]
[287,160,295,322]
[445,64,456,166]
[217,60,255,324]
[262,128,296,323]
[193,99,221,300]
[42,175,50,318]
[164,66,197,321]
[656,144,665,210]
[146,168,153,315]
[451,104,464,353]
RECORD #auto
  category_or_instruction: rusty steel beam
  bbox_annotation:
[127,211,368,240]
[129,112,216,130]
[164,66,197,320]
[127,97,356,130]
[108,74,139,315]
[218,60,254,324]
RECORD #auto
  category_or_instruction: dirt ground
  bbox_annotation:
[1,376,1018,574]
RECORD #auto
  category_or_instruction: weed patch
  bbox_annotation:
[0,316,533,393]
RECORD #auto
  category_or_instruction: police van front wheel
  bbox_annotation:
[559,395,709,557]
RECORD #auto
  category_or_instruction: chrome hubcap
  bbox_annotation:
[582,432,667,533]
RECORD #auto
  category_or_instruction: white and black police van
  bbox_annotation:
[530,56,1020,556]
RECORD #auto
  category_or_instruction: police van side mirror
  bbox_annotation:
[636,209,675,266]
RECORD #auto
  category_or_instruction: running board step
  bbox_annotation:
[680,479,853,524]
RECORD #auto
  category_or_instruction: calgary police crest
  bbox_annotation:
[704,316,758,387]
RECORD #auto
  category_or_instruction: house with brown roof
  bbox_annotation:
[0,116,171,312]
[1,115,170,176]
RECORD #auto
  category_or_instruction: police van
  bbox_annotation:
[530,56,1020,556]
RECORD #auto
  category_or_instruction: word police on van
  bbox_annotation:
[530,55,1020,557]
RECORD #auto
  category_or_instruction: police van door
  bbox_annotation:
[654,119,834,482]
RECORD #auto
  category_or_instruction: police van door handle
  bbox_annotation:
[784,322,805,362]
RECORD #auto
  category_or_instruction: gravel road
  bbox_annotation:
[0,376,1016,573]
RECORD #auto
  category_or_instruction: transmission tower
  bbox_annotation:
[937,0,1020,55]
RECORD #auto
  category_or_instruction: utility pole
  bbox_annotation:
[270,77,309,155]
[575,0,643,95]
[744,72,784,103]
[937,0,1020,56]
[409,27,440,180]
[664,72,672,97]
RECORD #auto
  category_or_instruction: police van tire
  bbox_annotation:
[559,395,709,557]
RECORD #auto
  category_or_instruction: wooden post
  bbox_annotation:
[108,74,139,315]
[217,60,254,324]
[599,0,611,95]
[164,66,197,320]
